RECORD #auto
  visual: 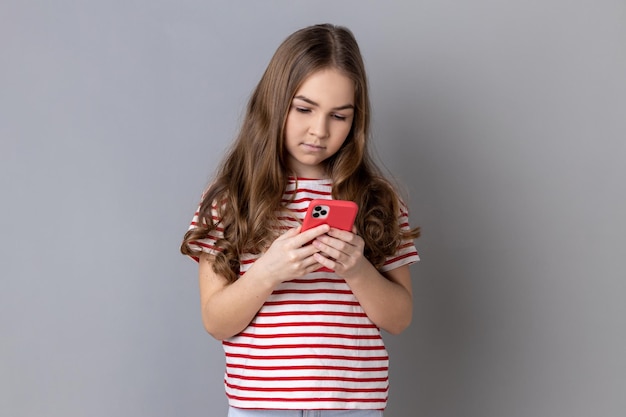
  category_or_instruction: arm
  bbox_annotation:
[342,262,412,335]
[312,228,413,335]
[198,225,330,340]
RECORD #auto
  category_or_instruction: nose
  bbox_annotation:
[309,114,329,139]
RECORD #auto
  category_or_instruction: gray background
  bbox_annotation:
[2,1,625,416]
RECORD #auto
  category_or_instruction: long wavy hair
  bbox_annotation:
[181,23,420,282]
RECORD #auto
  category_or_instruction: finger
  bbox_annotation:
[315,233,350,252]
[293,224,330,246]
[303,255,323,271]
[304,261,324,275]
[294,241,323,259]
[276,226,301,241]
[327,227,355,243]
[328,227,364,249]
[313,238,345,260]
[313,252,336,270]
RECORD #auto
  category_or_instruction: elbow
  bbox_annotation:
[202,318,231,341]
[204,325,231,341]
[205,327,226,341]
[202,314,245,341]
[385,315,412,335]
[381,305,413,335]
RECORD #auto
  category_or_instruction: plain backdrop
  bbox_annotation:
[1,1,625,416]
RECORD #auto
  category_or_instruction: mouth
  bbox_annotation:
[301,143,326,151]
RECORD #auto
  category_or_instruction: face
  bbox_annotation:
[283,68,355,178]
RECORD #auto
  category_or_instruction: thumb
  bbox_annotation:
[277,226,301,240]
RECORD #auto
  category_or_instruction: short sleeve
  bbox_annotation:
[185,202,224,262]
[379,201,420,273]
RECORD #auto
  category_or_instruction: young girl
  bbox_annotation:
[181,23,420,417]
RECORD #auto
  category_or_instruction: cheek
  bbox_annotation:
[337,122,353,141]
[285,115,306,136]
[332,129,351,150]
[283,118,298,140]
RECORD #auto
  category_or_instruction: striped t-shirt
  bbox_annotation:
[187,177,419,410]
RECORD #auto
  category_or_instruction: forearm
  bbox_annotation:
[199,225,336,339]
[199,259,277,340]
[344,263,413,335]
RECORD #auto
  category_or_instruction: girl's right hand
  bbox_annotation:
[252,224,330,285]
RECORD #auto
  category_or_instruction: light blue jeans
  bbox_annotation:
[227,408,383,417]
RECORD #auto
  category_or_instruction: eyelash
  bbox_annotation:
[294,107,348,121]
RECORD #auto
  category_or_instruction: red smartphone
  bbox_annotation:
[301,199,358,232]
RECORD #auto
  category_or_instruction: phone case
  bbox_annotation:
[301,199,358,232]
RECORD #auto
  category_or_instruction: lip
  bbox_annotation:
[301,143,326,151]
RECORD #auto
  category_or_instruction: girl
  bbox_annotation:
[181,23,420,417]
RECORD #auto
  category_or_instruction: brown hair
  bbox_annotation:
[181,23,420,282]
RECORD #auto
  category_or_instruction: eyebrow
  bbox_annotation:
[293,95,355,111]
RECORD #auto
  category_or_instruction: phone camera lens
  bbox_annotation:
[312,205,327,218]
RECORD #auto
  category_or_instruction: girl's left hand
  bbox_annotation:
[312,227,368,279]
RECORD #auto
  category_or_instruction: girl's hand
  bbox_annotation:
[253,224,330,284]
[312,227,369,279]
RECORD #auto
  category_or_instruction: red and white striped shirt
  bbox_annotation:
[187,178,419,410]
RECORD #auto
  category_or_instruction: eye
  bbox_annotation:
[331,113,348,121]
[295,106,311,114]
